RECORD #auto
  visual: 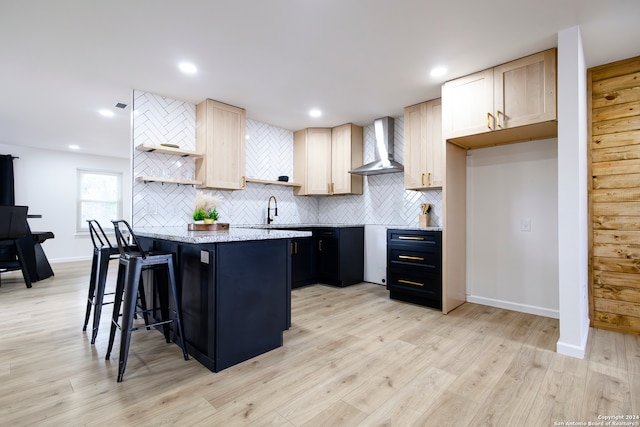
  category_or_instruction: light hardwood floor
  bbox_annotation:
[1,260,638,426]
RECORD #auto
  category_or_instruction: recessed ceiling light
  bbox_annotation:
[309,109,322,118]
[99,109,114,117]
[68,144,80,150]
[179,62,198,74]
[430,66,447,78]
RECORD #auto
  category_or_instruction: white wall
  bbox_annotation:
[0,143,131,262]
[466,139,559,318]
[556,26,590,359]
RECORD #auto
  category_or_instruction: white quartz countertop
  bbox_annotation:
[135,226,312,244]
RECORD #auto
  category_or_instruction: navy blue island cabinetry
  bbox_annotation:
[284,226,364,288]
[136,226,311,372]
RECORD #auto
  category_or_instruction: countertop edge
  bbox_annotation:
[135,226,312,244]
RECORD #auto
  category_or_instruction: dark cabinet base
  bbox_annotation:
[389,289,442,310]
[286,226,364,288]
[387,229,442,310]
[143,237,290,373]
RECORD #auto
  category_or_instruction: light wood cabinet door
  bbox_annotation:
[294,125,363,196]
[442,69,494,140]
[442,48,557,148]
[294,128,332,195]
[331,124,363,195]
[404,99,443,190]
[196,99,246,190]
[494,49,556,129]
[404,102,427,190]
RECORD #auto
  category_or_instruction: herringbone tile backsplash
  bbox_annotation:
[132,91,441,228]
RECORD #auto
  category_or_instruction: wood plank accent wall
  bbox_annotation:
[588,56,640,335]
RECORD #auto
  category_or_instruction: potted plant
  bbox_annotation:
[193,191,221,224]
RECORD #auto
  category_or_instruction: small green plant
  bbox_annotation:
[192,208,206,221]
[193,191,222,222]
[208,208,219,221]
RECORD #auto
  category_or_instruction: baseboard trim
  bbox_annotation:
[466,295,559,319]
[556,316,590,359]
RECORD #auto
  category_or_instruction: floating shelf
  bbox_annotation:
[136,176,202,186]
[245,178,301,187]
[135,143,203,158]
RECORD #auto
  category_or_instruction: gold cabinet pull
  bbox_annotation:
[398,255,425,261]
[398,236,424,241]
[421,173,425,186]
[242,176,246,188]
[318,239,322,251]
[332,182,335,193]
[497,110,503,129]
[291,242,294,254]
[427,172,431,186]
[398,279,424,287]
[327,183,331,194]
[487,112,493,130]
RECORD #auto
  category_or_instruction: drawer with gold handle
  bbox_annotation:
[388,247,440,270]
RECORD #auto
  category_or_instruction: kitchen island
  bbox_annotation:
[135,226,312,372]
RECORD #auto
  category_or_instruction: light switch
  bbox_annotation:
[520,218,531,232]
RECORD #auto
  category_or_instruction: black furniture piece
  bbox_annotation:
[83,220,149,344]
[30,230,54,281]
[387,229,442,310]
[0,205,31,287]
[105,220,188,382]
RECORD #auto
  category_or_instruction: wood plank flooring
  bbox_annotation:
[1,260,639,426]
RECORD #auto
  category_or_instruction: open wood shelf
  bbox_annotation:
[245,178,301,187]
[135,143,203,158]
[135,176,202,186]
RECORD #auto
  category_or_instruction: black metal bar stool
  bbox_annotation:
[105,219,188,382]
[82,220,149,344]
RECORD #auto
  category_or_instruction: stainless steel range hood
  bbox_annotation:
[349,116,404,176]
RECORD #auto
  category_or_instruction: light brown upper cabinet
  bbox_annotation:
[331,124,363,195]
[294,124,363,196]
[442,48,557,149]
[404,98,443,190]
[195,99,246,190]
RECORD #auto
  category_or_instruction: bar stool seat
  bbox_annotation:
[105,219,188,382]
[83,220,149,344]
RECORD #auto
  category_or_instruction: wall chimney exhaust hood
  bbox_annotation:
[349,116,403,176]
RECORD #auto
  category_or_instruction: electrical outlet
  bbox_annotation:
[521,218,531,232]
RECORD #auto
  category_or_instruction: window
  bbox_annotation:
[77,169,122,232]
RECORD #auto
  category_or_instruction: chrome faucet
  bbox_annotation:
[267,195,278,224]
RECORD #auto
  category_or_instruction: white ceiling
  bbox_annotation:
[1,0,639,159]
